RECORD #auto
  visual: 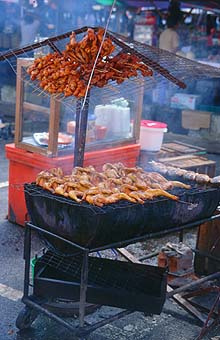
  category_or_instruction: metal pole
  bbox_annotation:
[74,98,82,167]
[193,248,220,263]
[74,92,90,167]
[138,250,160,261]
[79,249,89,328]
[23,297,83,335]
[23,225,31,298]
[196,292,220,340]
[167,272,220,298]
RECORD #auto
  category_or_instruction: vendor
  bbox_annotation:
[159,16,179,53]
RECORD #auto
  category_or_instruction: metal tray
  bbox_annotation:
[34,251,167,314]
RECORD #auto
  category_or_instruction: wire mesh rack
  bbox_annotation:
[2,26,220,95]
[36,249,165,295]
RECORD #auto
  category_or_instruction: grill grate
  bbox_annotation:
[24,182,209,213]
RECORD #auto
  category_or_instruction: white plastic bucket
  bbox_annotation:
[140,120,167,151]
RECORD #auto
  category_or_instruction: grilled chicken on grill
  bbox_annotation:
[35,163,190,206]
[170,181,191,189]
[142,189,178,201]
[68,190,84,202]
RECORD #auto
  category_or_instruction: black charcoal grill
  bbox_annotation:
[24,182,220,251]
[16,187,220,337]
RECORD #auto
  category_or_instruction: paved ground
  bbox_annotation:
[1,136,220,340]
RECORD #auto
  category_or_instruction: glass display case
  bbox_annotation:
[15,58,144,157]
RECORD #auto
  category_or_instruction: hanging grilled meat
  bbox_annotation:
[27,28,153,98]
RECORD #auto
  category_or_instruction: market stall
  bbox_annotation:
[5,24,220,225]
[2,22,220,337]
[5,28,146,225]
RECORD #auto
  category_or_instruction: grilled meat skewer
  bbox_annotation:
[150,161,211,185]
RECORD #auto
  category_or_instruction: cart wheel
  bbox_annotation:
[45,300,100,317]
[16,306,38,330]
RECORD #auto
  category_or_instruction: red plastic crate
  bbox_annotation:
[5,143,140,226]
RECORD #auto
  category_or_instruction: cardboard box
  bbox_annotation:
[182,110,211,130]
[171,93,201,110]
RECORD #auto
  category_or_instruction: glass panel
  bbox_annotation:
[62,81,142,151]
[21,62,51,149]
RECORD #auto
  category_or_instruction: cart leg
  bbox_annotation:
[79,250,89,328]
[23,225,31,298]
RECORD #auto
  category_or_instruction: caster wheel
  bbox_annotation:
[16,306,38,330]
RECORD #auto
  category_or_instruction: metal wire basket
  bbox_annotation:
[2,26,220,165]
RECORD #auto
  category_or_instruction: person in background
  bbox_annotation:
[0,1,6,36]
[35,0,58,37]
[20,11,40,47]
[157,14,180,109]
[159,15,180,53]
[168,0,182,23]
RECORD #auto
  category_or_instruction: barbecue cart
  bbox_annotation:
[16,180,220,337]
[2,26,220,337]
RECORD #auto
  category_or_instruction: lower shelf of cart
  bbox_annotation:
[33,255,167,314]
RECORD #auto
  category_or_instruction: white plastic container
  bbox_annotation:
[94,104,131,138]
[140,120,167,151]
[111,106,131,137]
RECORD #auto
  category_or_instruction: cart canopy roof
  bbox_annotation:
[117,0,220,11]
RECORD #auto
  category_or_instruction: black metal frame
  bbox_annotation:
[18,213,220,337]
[22,222,134,337]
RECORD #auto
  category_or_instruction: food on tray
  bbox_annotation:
[35,163,192,207]
[150,161,211,184]
[27,28,153,98]
[34,132,73,145]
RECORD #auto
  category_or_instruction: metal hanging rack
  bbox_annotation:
[2,26,220,166]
